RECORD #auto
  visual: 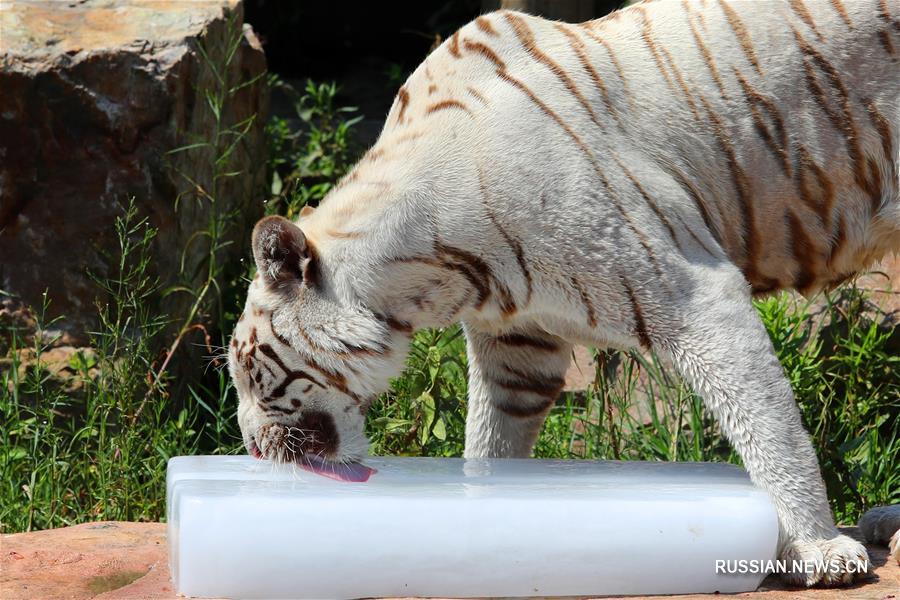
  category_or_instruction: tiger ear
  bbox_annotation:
[251,216,318,288]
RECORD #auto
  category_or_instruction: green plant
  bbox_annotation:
[266,78,363,218]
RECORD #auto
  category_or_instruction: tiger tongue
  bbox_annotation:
[298,454,376,482]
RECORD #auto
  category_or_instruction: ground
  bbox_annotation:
[1,521,897,600]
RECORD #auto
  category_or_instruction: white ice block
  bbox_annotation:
[167,456,779,599]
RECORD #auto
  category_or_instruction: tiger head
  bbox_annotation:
[228,214,406,480]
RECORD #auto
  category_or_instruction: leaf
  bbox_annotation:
[432,418,446,441]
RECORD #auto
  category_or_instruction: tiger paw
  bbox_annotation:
[779,534,869,587]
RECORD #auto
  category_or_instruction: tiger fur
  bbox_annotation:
[229,0,899,587]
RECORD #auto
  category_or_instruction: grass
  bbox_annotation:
[1,72,897,533]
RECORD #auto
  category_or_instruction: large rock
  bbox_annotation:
[0,0,267,347]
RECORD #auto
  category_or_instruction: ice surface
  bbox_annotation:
[167,456,779,599]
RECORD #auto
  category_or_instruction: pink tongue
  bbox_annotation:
[298,454,376,482]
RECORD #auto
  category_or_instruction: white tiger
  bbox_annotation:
[229,0,899,587]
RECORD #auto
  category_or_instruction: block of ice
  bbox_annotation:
[167,456,778,599]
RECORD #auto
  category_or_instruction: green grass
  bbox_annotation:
[1,74,897,533]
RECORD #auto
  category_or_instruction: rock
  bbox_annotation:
[0,0,268,348]
[1,521,897,600]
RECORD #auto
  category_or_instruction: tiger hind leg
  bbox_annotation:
[657,265,868,586]
[462,322,572,458]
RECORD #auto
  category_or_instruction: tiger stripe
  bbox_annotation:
[555,23,621,123]
[258,343,325,399]
[793,27,881,213]
[478,167,534,304]
[699,94,773,291]
[496,332,561,352]
[636,7,681,101]
[577,24,633,105]
[612,154,682,250]
[789,0,824,41]
[786,209,818,292]
[684,0,729,99]
[733,69,792,176]
[863,98,895,165]
[425,99,474,117]
[620,275,652,349]
[504,12,606,131]
[475,15,499,36]
[660,43,701,121]
[829,0,854,29]
[466,85,490,106]
[827,211,847,268]
[495,365,565,399]
[438,241,518,315]
[449,30,461,58]
[570,274,598,328]
[794,143,836,229]
[877,0,896,55]
[463,38,664,281]
[396,87,410,123]
[717,0,764,77]
[661,162,726,250]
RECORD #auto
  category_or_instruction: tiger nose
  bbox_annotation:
[291,410,340,456]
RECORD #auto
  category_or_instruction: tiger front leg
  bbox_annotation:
[462,322,573,458]
[659,270,868,587]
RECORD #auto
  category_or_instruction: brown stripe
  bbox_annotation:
[829,0,854,29]
[612,154,682,250]
[570,274,598,328]
[620,275,652,349]
[464,38,663,280]
[497,365,565,397]
[449,30,461,57]
[496,332,561,352]
[863,98,895,164]
[786,209,818,293]
[635,7,680,99]
[684,1,729,100]
[555,23,620,123]
[578,24,632,102]
[462,39,506,68]
[438,242,517,315]
[794,143,836,229]
[475,15,499,36]
[733,68,792,176]
[258,343,325,398]
[396,87,410,123]
[479,168,533,304]
[793,27,881,213]
[878,0,897,54]
[789,0,824,41]
[504,12,605,131]
[377,313,413,334]
[495,396,555,418]
[660,44,702,121]
[269,314,292,348]
[827,211,847,269]
[878,30,896,56]
[303,354,364,404]
[717,0,763,77]
[425,100,473,116]
[466,86,489,106]
[661,162,725,250]
[673,213,717,257]
[699,94,772,290]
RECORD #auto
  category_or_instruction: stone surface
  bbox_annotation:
[1,521,897,600]
[0,0,267,347]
